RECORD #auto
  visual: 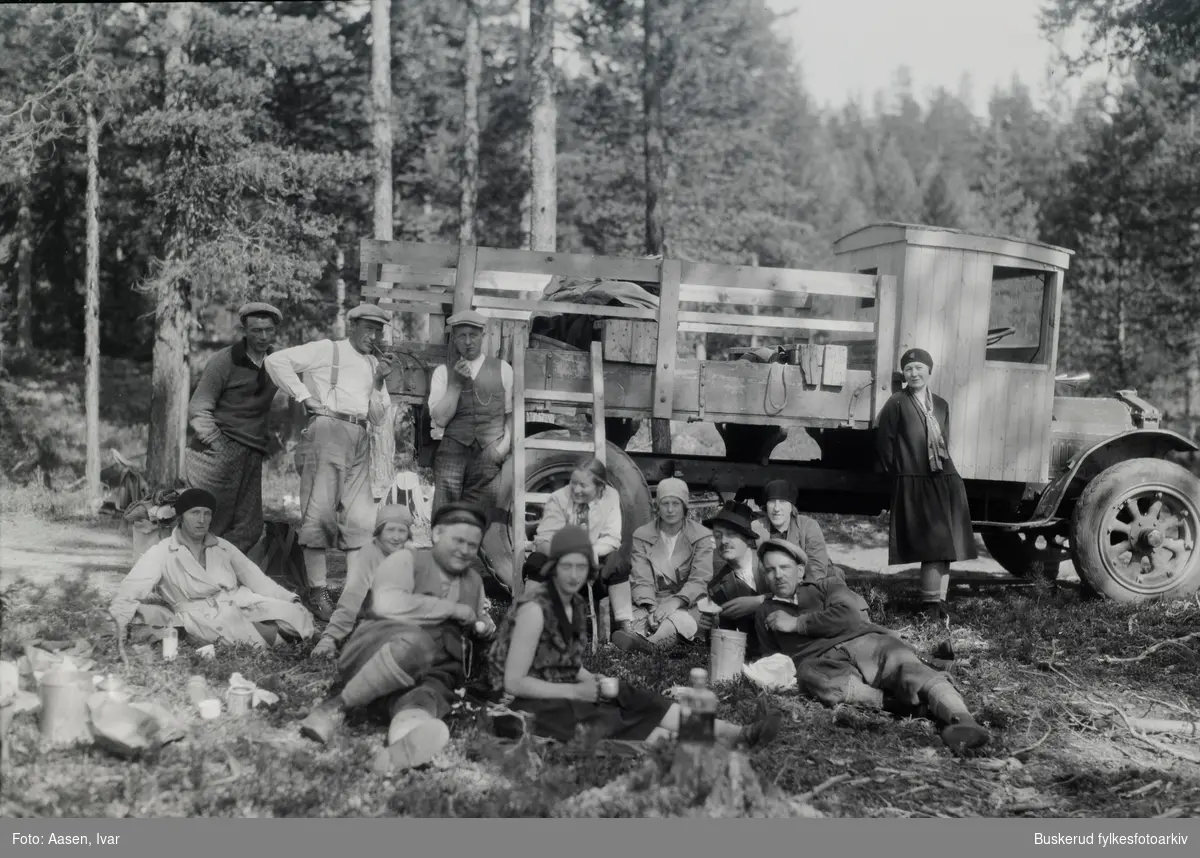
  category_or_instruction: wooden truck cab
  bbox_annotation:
[833,222,1071,485]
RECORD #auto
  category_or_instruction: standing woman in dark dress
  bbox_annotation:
[876,348,977,617]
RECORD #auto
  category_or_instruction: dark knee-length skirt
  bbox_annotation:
[889,472,978,564]
[511,681,672,743]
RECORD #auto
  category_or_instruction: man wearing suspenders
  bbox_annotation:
[265,305,396,621]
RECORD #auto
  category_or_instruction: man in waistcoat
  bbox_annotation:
[300,503,495,773]
[428,310,514,584]
[264,304,396,621]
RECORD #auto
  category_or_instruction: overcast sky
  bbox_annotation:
[771,0,1092,115]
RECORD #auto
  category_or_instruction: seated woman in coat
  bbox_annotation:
[611,478,715,654]
[523,456,634,633]
[109,488,316,649]
[488,525,781,749]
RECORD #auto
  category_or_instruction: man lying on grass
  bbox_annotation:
[487,525,782,750]
[301,502,496,773]
[753,538,991,753]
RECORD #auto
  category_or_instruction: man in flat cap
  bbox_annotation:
[300,502,495,773]
[427,310,515,587]
[185,302,284,553]
[265,303,397,621]
[428,310,514,516]
[754,537,991,753]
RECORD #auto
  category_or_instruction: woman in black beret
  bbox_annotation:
[875,348,977,618]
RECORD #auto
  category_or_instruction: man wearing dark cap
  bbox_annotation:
[702,500,772,654]
[754,537,991,753]
[427,309,513,535]
[265,303,397,621]
[299,502,494,773]
[185,302,283,553]
[750,479,840,583]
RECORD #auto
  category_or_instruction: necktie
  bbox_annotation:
[576,502,590,533]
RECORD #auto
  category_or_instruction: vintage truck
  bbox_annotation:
[363,222,1200,604]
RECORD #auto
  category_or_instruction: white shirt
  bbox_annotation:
[733,552,757,591]
[661,530,680,562]
[264,339,389,421]
[427,355,514,440]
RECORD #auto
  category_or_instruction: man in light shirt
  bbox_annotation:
[264,303,396,622]
[703,500,773,658]
[427,310,515,588]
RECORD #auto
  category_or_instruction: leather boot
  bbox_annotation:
[923,680,991,752]
[611,629,658,654]
[740,699,784,749]
[299,696,345,744]
[371,709,450,774]
[306,587,335,623]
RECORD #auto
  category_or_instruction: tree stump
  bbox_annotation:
[554,742,822,818]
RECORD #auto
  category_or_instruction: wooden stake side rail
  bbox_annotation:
[361,238,897,428]
[381,343,877,427]
[360,239,880,297]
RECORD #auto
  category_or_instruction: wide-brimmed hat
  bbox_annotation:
[702,501,758,543]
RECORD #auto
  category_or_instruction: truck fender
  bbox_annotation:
[1032,428,1199,521]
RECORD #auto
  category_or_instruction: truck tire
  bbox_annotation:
[1069,458,1200,603]
[521,432,652,558]
[980,530,1068,582]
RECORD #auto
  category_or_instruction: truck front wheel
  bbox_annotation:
[1070,458,1200,603]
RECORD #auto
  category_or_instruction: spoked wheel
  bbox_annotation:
[1070,458,1200,603]
[980,529,1070,582]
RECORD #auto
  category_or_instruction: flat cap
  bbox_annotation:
[238,302,282,323]
[431,501,487,530]
[757,537,808,568]
[347,303,390,324]
[446,310,487,329]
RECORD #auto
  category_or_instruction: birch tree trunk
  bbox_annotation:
[145,2,195,489]
[84,55,102,505]
[369,0,397,500]
[16,165,34,352]
[459,1,482,247]
[371,0,394,247]
[529,0,556,252]
[1187,328,1200,440]
[642,0,665,257]
[643,0,671,454]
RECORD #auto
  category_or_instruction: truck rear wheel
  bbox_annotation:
[520,431,653,558]
[980,529,1068,582]
[1069,458,1200,603]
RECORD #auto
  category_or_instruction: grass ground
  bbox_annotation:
[3,555,1199,818]
[3,354,1200,817]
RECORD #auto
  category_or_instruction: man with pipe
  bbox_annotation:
[264,304,396,621]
